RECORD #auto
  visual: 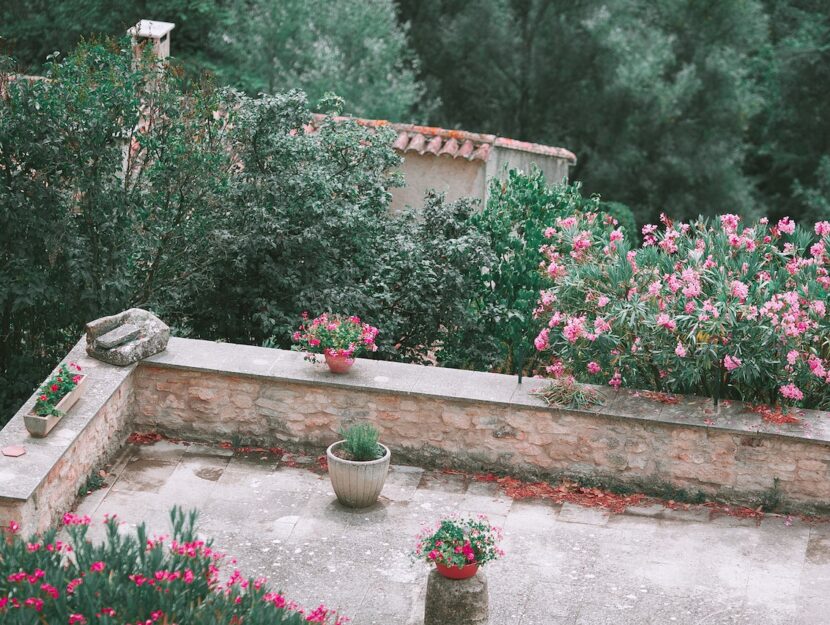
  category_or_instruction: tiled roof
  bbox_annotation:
[313,115,577,165]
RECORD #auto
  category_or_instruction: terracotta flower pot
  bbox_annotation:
[326,441,390,508]
[324,353,355,374]
[435,562,479,580]
[24,374,88,438]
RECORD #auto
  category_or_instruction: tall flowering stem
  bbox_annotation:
[534,213,830,409]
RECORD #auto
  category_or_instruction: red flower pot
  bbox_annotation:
[435,562,479,580]
[324,353,355,374]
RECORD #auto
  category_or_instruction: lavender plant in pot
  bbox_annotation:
[326,422,390,508]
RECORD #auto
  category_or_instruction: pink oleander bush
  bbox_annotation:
[291,313,378,361]
[534,212,830,409]
[0,508,346,625]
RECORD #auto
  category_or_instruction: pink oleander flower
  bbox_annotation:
[597,295,609,308]
[587,361,601,374]
[720,214,740,233]
[89,561,105,573]
[608,371,622,389]
[675,342,687,358]
[777,217,796,235]
[815,221,830,236]
[787,350,800,365]
[656,313,676,331]
[563,316,586,343]
[593,317,611,334]
[730,280,749,301]
[534,328,549,351]
[779,383,804,402]
[609,228,623,242]
[723,355,742,371]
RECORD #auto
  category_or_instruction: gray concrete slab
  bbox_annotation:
[69,440,830,625]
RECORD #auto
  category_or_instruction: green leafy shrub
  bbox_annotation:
[534,212,830,409]
[0,508,345,624]
[442,170,600,377]
[339,422,383,461]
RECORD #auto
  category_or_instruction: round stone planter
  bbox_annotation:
[326,441,390,508]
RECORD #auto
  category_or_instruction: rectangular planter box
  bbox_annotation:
[24,375,88,438]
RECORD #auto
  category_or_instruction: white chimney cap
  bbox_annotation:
[128,20,175,40]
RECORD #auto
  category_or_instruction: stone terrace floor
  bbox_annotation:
[70,440,830,625]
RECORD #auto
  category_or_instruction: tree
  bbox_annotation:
[215,0,426,120]
[0,41,236,425]
[399,0,768,224]
[748,0,830,222]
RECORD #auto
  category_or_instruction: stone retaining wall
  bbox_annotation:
[3,336,830,533]
[132,339,830,512]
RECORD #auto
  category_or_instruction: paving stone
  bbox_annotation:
[558,502,610,526]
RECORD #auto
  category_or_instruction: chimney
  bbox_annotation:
[128,20,175,61]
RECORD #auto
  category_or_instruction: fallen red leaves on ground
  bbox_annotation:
[126,432,165,445]
[749,404,801,424]
[705,502,765,521]
[632,391,680,404]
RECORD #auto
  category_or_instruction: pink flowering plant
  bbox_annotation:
[0,507,346,624]
[291,313,378,362]
[413,516,504,569]
[32,362,83,417]
[534,212,830,409]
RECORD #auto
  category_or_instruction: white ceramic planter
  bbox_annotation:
[24,375,88,438]
[326,440,391,508]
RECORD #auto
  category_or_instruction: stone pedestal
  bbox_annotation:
[424,568,489,625]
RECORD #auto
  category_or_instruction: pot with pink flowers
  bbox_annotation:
[291,313,379,374]
[413,516,505,580]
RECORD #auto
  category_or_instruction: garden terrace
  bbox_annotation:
[1,337,830,622]
[2,336,830,534]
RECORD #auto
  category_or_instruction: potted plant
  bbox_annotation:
[24,362,87,437]
[413,516,504,580]
[326,422,390,508]
[292,313,379,373]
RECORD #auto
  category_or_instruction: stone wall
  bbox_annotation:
[4,336,830,533]
[131,339,830,512]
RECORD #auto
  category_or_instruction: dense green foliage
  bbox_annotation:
[400,0,830,225]
[441,171,600,377]
[0,42,501,425]
[4,1,829,224]
[1,0,424,121]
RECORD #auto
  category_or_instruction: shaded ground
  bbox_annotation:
[71,441,830,625]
